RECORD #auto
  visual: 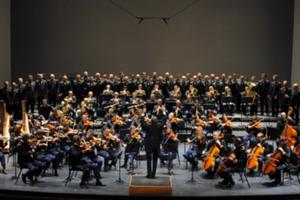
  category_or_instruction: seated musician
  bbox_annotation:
[32,130,61,177]
[17,134,45,184]
[263,137,291,187]
[185,84,198,98]
[277,110,296,133]
[172,99,183,118]
[169,85,182,99]
[153,99,167,117]
[202,131,225,177]
[183,127,207,170]
[129,92,139,105]
[77,114,93,131]
[84,129,104,173]
[218,138,247,188]
[99,128,122,171]
[121,127,143,173]
[0,136,7,174]
[64,90,77,108]
[220,113,233,135]
[246,116,262,137]
[245,133,266,176]
[151,84,163,99]
[69,135,105,188]
[39,98,53,120]
[120,85,130,97]
[207,111,221,132]
[135,84,146,98]
[102,84,114,95]
[160,127,179,173]
[222,86,234,113]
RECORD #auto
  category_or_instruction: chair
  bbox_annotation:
[65,152,85,186]
[281,164,300,185]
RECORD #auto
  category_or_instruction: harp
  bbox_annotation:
[0,100,10,153]
[20,100,30,134]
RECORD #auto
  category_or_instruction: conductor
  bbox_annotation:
[142,111,165,179]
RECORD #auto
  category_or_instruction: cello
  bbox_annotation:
[262,148,285,175]
[202,141,222,171]
[246,144,264,171]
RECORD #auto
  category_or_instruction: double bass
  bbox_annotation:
[281,107,298,147]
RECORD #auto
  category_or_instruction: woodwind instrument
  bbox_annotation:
[21,100,30,134]
[0,100,10,153]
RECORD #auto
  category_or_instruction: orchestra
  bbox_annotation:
[0,71,299,189]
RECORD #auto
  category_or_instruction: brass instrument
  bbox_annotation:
[0,100,10,153]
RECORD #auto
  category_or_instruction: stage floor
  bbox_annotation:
[0,142,299,198]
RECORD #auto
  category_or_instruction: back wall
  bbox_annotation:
[11,0,294,80]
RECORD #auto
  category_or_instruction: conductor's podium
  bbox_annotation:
[129,175,172,196]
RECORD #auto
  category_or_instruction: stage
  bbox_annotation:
[0,129,300,199]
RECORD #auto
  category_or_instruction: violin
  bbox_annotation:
[202,141,221,171]
[262,148,284,175]
[246,144,264,171]
[112,115,124,126]
[83,120,93,127]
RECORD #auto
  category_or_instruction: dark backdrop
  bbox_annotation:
[11,0,294,80]
[0,0,11,83]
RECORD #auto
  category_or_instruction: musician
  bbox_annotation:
[218,138,247,188]
[36,74,48,110]
[203,131,225,177]
[47,74,59,107]
[264,138,291,187]
[245,116,262,137]
[220,113,232,136]
[121,127,143,172]
[11,82,22,120]
[153,99,167,117]
[186,84,198,98]
[17,134,44,184]
[135,84,146,98]
[142,112,165,179]
[120,85,130,97]
[99,128,122,171]
[72,74,83,106]
[58,75,72,102]
[160,127,179,173]
[0,136,7,174]
[102,84,114,95]
[207,111,221,132]
[169,84,182,99]
[246,133,266,175]
[257,73,270,115]
[290,83,300,125]
[151,84,163,99]
[183,127,207,170]
[277,111,296,134]
[64,90,77,108]
[270,74,281,117]
[69,135,105,187]
[25,74,37,114]
[279,80,292,114]
[38,99,52,120]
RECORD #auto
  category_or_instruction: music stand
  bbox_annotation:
[115,151,126,184]
[186,165,200,184]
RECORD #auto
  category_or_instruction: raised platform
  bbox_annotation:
[129,175,172,196]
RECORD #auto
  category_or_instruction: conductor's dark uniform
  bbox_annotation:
[142,116,164,178]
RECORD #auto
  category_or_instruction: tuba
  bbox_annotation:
[0,100,10,153]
